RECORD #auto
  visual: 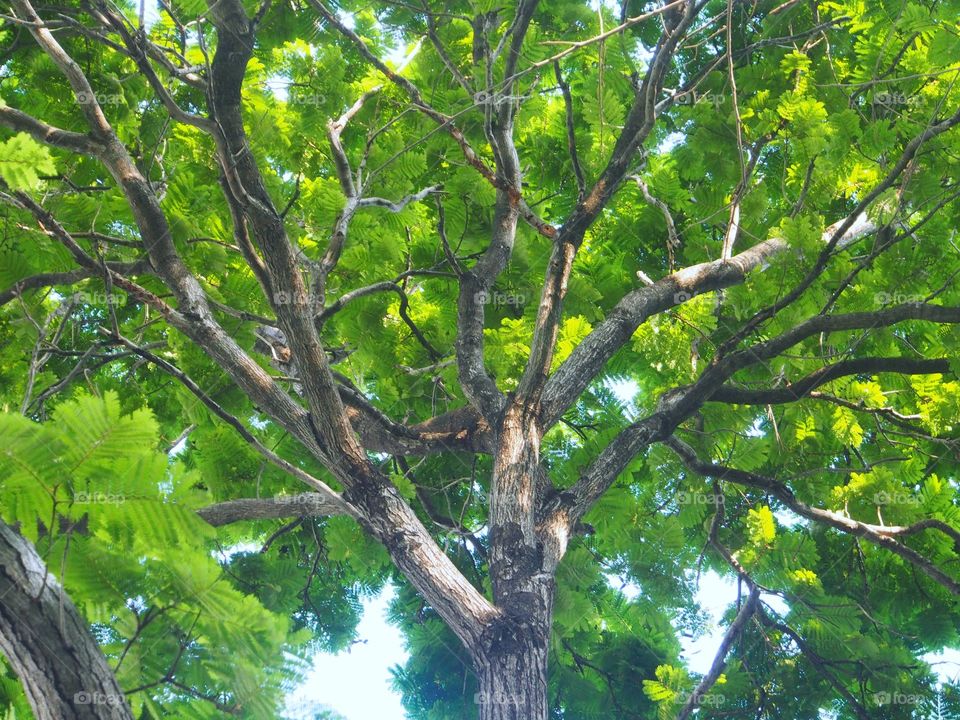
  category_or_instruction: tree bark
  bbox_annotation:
[475,604,552,720]
[475,405,557,720]
[0,521,134,720]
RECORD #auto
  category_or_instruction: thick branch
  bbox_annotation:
[542,94,960,427]
[710,357,950,405]
[202,0,499,647]
[10,0,317,453]
[552,301,960,526]
[453,193,517,417]
[205,0,366,467]
[736,303,960,369]
[341,398,493,456]
[540,214,877,426]
[105,329,355,517]
[515,3,706,409]
[0,105,103,154]
[561,0,704,242]
[1,269,101,306]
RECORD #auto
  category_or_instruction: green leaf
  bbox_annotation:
[747,505,777,545]
[831,406,864,447]
[0,133,55,190]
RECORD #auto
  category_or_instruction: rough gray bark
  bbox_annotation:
[473,403,565,719]
[475,620,551,720]
[0,521,134,720]
[196,493,345,526]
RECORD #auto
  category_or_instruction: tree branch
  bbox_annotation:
[549,301,960,526]
[197,493,344,526]
[519,0,706,408]
[677,585,760,720]
[103,328,356,517]
[0,105,103,154]
[199,0,500,647]
[357,185,441,212]
[539,223,809,426]
[716,103,960,355]
[554,62,586,200]
[665,436,960,594]
[757,611,871,720]
[306,0,555,238]
[709,357,950,405]
[0,267,138,307]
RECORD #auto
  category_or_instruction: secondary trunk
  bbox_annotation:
[0,520,134,720]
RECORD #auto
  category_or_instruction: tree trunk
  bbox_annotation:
[475,618,551,720]
[0,521,134,720]
[475,405,560,720]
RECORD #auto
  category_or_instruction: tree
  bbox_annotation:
[0,0,959,717]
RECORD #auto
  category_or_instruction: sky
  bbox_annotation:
[286,587,407,720]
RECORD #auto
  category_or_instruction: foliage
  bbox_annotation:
[0,393,369,718]
[1,0,960,717]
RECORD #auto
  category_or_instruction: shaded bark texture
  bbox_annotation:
[0,521,134,720]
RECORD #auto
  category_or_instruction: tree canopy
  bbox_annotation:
[1,0,960,717]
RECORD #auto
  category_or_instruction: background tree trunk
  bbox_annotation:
[0,520,134,720]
